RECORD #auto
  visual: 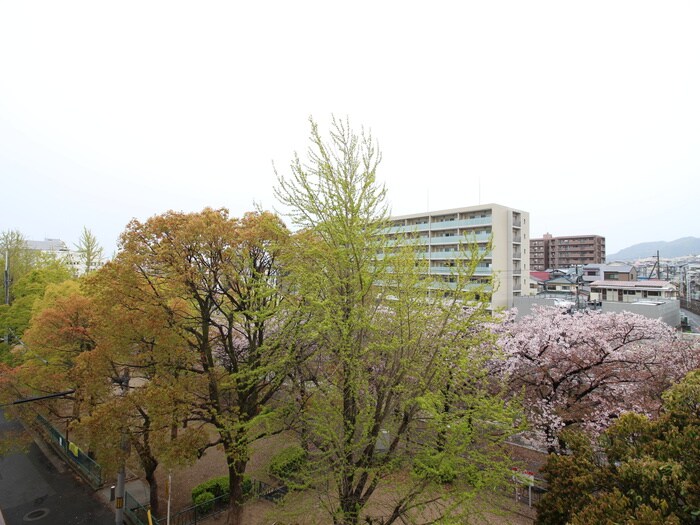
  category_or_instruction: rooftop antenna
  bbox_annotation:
[426,189,429,212]
[478,177,481,204]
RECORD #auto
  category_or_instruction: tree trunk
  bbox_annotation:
[225,461,246,525]
[337,495,361,525]
[145,467,160,517]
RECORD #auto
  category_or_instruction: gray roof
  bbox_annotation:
[26,239,69,251]
[584,263,635,273]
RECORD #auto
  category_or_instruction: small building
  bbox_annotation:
[529,271,551,294]
[26,238,105,276]
[582,263,637,284]
[589,280,677,303]
[543,275,579,295]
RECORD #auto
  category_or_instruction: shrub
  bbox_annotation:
[191,475,229,502]
[268,445,306,481]
[193,490,215,514]
[241,475,252,496]
[191,474,252,503]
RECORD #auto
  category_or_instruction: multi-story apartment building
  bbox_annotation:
[530,237,548,271]
[530,233,605,270]
[383,204,530,309]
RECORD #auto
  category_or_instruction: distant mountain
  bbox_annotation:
[608,237,700,261]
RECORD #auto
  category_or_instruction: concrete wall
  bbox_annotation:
[511,296,681,328]
[602,300,680,328]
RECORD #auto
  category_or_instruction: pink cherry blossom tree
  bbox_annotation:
[496,306,698,452]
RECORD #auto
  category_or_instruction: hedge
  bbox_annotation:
[193,490,215,514]
[191,475,252,504]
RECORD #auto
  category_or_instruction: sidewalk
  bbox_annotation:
[24,413,150,517]
[97,477,150,508]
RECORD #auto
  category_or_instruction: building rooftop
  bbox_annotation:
[590,279,675,289]
[390,203,524,220]
[530,271,551,282]
[26,239,69,251]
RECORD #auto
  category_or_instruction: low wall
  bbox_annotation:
[601,300,680,328]
[512,296,680,327]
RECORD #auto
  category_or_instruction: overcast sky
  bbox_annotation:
[1,1,698,257]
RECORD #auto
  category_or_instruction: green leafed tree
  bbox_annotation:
[273,117,522,525]
[1,230,38,309]
[537,370,700,525]
[73,227,104,275]
[0,258,74,363]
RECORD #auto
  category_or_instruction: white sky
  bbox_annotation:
[1,1,698,257]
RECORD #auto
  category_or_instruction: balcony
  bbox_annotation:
[382,216,492,234]
[424,249,491,259]
[429,233,491,245]
[427,266,492,276]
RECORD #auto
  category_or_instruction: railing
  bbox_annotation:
[35,414,102,489]
[419,249,491,260]
[124,479,285,525]
[428,266,492,275]
[428,234,491,245]
[383,216,491,234]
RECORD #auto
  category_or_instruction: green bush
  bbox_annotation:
[191,474,252,503]
[241,476,252,496]
[268,445,306,481]
[193,490,215,514]
[191,475,229,502]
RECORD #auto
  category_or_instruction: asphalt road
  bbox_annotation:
[0,410,114,525]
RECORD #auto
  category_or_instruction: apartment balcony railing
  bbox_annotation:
[383,216,491,234]
[422,249,492,259]
[376,249,492,261]
[429,281,494,292]
[427,266,492,276]
[429,233,491,245]
[385,233,491,247]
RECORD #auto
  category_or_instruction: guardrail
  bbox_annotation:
[34,414,102,489]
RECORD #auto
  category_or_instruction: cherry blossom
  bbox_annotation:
[496,306,698,452]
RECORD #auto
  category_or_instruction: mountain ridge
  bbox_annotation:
[607,237,700,261]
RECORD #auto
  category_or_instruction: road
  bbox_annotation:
[0,410,114,525]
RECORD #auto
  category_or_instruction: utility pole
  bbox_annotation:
[4,248,9,305]
[4,249,10,347]
[114,370,130,525]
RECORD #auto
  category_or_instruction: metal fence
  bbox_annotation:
[681,298,700,316]
[123,479,283,525]
[35,414,103,489]
[125,491,237,525]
